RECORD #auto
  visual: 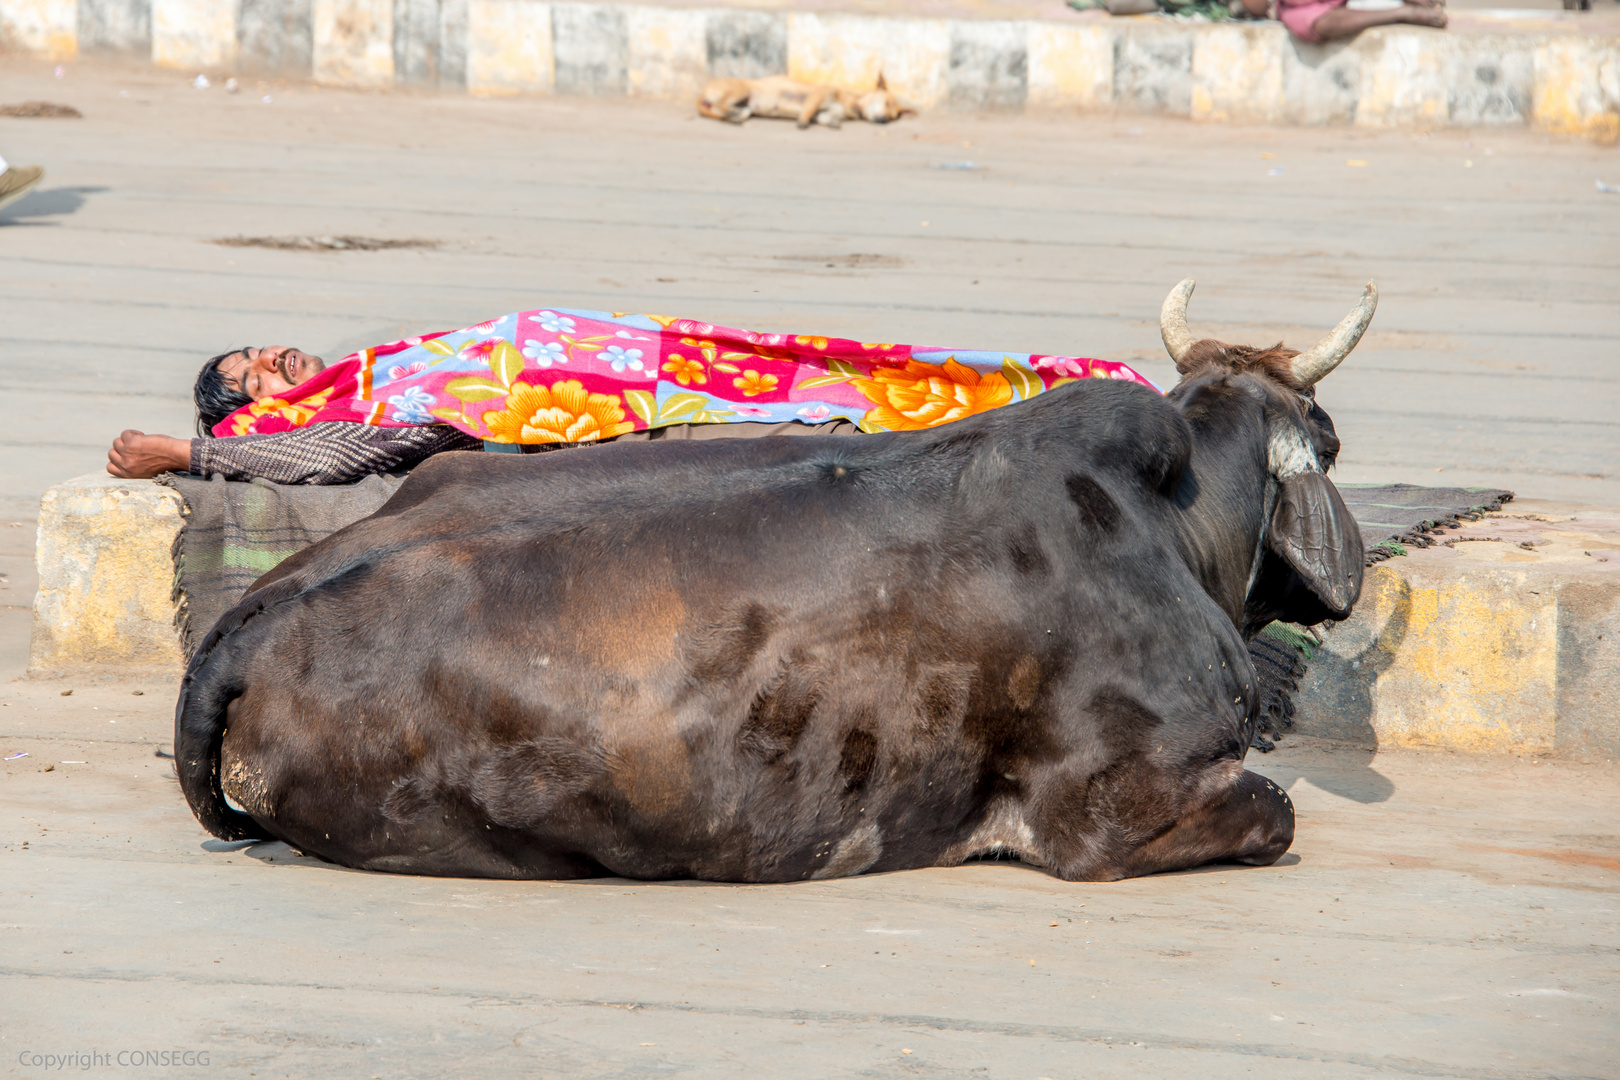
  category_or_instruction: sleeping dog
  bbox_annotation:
[698,74,912,129]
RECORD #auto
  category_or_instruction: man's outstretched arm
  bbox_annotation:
[108,424,482,485]
[107,431,192,478]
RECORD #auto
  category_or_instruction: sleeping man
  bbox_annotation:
[108,345,485,484]
[106,310,1158,485]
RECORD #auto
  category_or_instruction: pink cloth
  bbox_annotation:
[215,307,1159,443]
[1276,0,1347,42]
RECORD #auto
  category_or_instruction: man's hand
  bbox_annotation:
[107,430,193,479]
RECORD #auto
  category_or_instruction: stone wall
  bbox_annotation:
[2,4,1617,131]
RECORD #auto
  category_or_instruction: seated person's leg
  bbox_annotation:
[1308,0,1446,41]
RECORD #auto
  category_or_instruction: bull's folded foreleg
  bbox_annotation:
[1117,770,1294,878]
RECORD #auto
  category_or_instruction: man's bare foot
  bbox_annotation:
[1399,2,1448,26]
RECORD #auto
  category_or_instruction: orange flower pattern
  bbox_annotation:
[481,381,635,444]
[229,387,337,435]
[853,358,1014,431]
[733,370,779,397]
[662,355,706,386]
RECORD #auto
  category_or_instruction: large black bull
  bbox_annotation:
[176,281,1372,882]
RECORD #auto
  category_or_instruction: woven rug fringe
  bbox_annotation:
[154,474,195,661]
[1363,490,1515,563]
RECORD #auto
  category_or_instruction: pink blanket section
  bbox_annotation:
[1276,0,1347,42]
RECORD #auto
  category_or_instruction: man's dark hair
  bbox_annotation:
[194,349,254,437]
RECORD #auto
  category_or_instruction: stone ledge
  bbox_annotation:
[27,475,184,678]
[3,0,1617,136]
[1297,499,1620,759]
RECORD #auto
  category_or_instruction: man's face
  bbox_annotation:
[218,346,326,400]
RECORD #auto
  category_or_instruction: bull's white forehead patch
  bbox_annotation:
[1267,424,1321,480]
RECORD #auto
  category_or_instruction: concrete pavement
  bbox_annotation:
[1,57,1615,528]
[1,674,1617,1078]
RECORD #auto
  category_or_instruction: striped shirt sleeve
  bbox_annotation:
[188,423,484,485]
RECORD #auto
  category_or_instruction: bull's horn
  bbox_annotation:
[1159,278,1199,363]
[1292,281,1378,386]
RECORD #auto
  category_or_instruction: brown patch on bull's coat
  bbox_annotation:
[738,663,821,762]
[917,665,971,735]
[1007,656,1042,712]
[1024,687,1178,875]
[556,572,686,677]
[837,728,878,791]
[690,603,774,683]
[607,720,693,820]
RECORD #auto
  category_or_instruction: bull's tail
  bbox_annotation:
[173,581,306,841]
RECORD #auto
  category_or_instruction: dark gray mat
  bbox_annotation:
[1338,483,1515,562]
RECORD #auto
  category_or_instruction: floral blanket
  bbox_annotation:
[216,309,1158,441]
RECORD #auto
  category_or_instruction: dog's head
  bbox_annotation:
[851,87,913,123]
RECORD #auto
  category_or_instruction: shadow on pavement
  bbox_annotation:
[0,185,108,222]
[1268,759,1397,804]
[1268,576,1410,804]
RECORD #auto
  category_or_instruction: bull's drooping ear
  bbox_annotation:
[1267,473,1364,619]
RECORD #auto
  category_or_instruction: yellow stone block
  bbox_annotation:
[1356,27,1450,128]
[313,0,396,87]
[1300,503,1620,756]
[0,0,77,59]
[467,0,554,95]
[1533,38,1620,142]
[1190,23,1283,124]
[627,6,706,101]
[787,12,950,109]
[1355,564,1557,753]
[28,476,185,677]
[152,0,239,70]
[1027,23,1112,111]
